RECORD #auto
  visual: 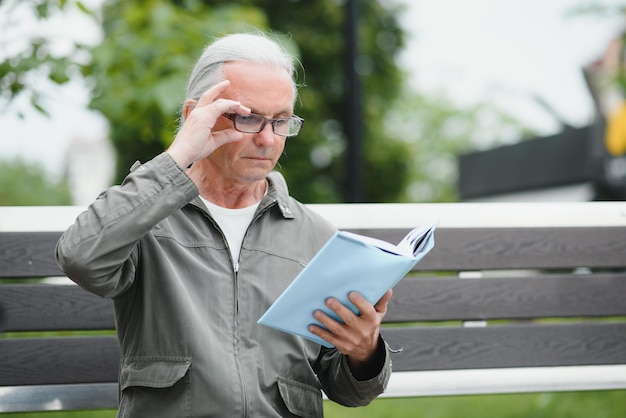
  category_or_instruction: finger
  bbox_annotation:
[193,81,250,117]
[312,309,343,332]
[195,80,231,108]
[325,297,361,327]
[308,323,338,347]
[196,98,250,119]
[211,129,244,147]
[346,291,376,319]
[374,289,393,313]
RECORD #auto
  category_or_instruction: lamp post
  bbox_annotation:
[344,0,363,203]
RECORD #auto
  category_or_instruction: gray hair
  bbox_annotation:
[185,33,299,103]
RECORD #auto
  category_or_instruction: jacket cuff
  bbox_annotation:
[144,152,199,201]
[342,336,392,397]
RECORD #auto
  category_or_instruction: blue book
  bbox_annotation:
[258,222,437,347]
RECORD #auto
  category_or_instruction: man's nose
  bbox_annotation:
[254,123,276,146]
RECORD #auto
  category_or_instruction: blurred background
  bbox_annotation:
[2,0,626,207]
[1,0,626,417]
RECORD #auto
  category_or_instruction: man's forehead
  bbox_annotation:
[221,61,295,114]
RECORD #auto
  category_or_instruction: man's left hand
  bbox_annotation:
[309,289,392,379]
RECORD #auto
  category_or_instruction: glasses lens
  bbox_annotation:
[231,114,303,137]
[235,114,265,133]
[273,118,302,137]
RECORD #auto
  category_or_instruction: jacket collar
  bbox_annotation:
[264,171,295,219]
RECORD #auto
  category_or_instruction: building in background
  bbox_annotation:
[65,134,115,205]
[458,31,626,202]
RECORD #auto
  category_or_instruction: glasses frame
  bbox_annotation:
[223,113,304,137]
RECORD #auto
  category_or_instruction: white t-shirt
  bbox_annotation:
[200,197,260,265]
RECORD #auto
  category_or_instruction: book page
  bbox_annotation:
[342,222,436,258]
[396,222,437,256]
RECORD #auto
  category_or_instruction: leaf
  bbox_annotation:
[76,1,95,17]
[31,98,50,117]
[153,74,187,116]
[35,2,49,19]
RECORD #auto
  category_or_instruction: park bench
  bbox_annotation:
[1,202,626,412]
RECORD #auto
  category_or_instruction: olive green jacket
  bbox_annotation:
[56,153,391,418]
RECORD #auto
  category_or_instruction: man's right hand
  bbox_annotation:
[166,80,250,168]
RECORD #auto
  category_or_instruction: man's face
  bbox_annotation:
[208,61,295,185]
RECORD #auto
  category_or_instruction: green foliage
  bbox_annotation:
[387,91,532,202]
[325,390,626,418]
[0,158,72,205]
[84,0,412,203]
[0,0,95,118]
[85,0,270,184]
[1,0,532,205]
[237,0,411,202]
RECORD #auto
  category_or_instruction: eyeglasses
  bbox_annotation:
[223,113,304,137]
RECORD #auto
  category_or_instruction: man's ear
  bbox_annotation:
[182,100,196,121]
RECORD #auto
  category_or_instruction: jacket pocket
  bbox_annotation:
[277,377,323,418]
[118,357,192,418]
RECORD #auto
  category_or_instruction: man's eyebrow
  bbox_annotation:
[248,109,293,118]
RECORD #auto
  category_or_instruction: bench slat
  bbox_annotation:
[0,284,115,331]
[3,227,626,278]
[383,322,626,371]
[0,337,119,386]
[385,273,626,322]
[0,232,64,278]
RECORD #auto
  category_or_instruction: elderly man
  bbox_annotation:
[56,32,392,417]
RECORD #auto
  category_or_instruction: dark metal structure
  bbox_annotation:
[458,122,626,201]
[344,0,364,202]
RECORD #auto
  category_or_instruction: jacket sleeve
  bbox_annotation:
[55,153,198,298]
[313,337,392,407]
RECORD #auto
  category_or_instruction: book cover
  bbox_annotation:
[258,222,437,347]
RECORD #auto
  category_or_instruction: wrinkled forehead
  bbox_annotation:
[221,61,296,114]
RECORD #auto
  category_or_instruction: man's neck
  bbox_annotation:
[205,180,268,209]
[192,174,267,210]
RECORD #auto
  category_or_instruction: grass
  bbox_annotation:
[1,391,624,417]
[324,391,626,418]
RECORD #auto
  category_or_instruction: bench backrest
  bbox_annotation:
[1,203,626,411]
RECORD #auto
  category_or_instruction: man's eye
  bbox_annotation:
[238,115,264,126]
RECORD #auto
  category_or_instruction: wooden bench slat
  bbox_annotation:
[351,227,626,270]
[383,322,626,371]
[0,232,64,277]
[4,227,626,279]
[0,284,115,331]
[0,337,119,386]
[385,273,626,322]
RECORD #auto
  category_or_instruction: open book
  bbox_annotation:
[258,222,437,347]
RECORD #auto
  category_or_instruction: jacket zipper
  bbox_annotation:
[233,199,276,418]
[199,209,249,417]
[198,199,277,418]
[232,257,249,418]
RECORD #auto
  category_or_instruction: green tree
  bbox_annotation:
[386,91,532,202]
[1,0,528,205]
[0,158,72,205]
[0,0,95,117]
[84,1,267,185]
[226,0,412,203]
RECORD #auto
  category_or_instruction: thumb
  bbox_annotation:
[375,289,393,313]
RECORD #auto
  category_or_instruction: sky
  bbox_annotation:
[0,0,624,179]
[398,0,623,136]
